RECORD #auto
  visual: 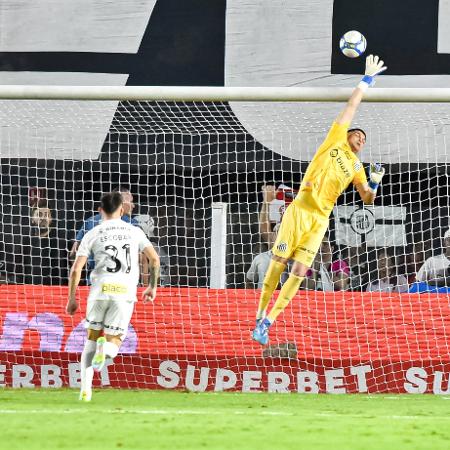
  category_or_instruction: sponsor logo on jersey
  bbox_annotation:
[276,242,288,252]
[102,283,128,294]
[336,156,351,178]
[299,246,316,255]
[354,161,362,172]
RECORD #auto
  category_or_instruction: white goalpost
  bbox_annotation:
[0,85,450,393]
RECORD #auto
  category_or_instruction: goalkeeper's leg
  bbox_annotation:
[256,258,287,320]
[253,260,309,346]
[266,264,307,322]
[252,256,287,345]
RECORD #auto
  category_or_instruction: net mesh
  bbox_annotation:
[1,98,450,393]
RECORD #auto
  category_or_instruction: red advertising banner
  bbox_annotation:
[1,285,450,393]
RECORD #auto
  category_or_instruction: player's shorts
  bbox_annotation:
[85,299,134,339]
[272,202,329,267]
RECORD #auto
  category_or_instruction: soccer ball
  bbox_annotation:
[339,30,367,58]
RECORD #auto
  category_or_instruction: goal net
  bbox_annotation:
[0,87,450,393]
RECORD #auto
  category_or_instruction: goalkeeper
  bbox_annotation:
[252,55,387,345]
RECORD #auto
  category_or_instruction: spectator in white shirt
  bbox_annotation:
[366,250,408,293]
[416,229,450,286]
[247,243,272,289]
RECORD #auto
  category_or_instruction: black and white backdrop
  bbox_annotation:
[0,0,449,287]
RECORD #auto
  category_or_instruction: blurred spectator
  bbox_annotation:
[405,241,429,284]
[135,214,171,286]
[304,237,334,291]
[345,244,375,291]
[330,259,351,291]
[69,186,138,266]
[246,242,272,289]
[259,185,279,248]
[366,249,408,293]
[258,184,296,248]
[416,229,450,287]
[23,199,68,285]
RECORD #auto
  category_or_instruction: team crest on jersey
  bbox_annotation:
[330,149,338,157]
[277,242,288,252]
[354,162,361,171]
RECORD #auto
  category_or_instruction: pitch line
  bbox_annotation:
[0,409,294,416]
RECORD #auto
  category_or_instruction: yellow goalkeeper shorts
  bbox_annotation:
[271,202,329,267]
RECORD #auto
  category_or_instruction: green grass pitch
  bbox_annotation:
[1,389,450,450]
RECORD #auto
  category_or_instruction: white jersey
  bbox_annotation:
[77,218,152,301]
[416,254,450,282]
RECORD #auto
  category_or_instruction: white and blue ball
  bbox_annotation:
[339,30,367,58]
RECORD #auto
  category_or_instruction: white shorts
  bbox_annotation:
[85,299,134,339]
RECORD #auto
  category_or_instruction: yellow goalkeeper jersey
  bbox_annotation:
[294,121,367,217]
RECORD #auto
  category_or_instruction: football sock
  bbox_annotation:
[104,341,119,360]
[80,339,96,394]
[256,259,286,320]
[267,274,304,323]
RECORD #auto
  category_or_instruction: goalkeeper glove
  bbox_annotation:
[358,55,387,92]
[368,163,385,193]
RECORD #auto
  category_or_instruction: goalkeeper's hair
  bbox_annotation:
[348,128,367,139]
[101,192,123,215]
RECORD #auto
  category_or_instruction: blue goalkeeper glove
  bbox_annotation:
[368,163,385,193]
[358,55,387,91]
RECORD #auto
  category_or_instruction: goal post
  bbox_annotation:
[0,86,450,393]
[0,85,450,101]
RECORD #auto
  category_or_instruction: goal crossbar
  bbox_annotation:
[0,86,450,102]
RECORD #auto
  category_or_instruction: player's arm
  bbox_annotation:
[141,245,160,303]
[139,252,149,286]
[259,185,277,247]
[336,55,387,126]
[355,163,386,205]
[66,255,88,315]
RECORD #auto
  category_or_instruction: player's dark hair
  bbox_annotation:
[101,192,123,215]
[112,185,130,194]
[348,128,367,139]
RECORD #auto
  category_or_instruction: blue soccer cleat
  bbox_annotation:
[252,319,270,346]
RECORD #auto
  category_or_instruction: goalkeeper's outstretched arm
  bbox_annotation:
[355,163,386,205]
[336,55,387,126]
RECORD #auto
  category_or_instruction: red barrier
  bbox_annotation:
[1,285,450,393]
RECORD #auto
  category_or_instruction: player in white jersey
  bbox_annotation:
[66,191,160,402]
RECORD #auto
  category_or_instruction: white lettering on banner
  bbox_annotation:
[12,364,34,388]
[268,371,290,393]
[297,371,319,393]
[404,367,428,394]
[214,369,237,392]
[242,371,262,392]
[350,365,372,393]
[325,369,346,394]
[0,364,5,387]
[185,365,209,392]
[433,371,450,394]
[41,365,62,388]
[68,363,81,388]
[157,360,181,388]
[5,360,450,393]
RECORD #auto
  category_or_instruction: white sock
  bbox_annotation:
[80,340,96,394]
[104,341,119,360]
